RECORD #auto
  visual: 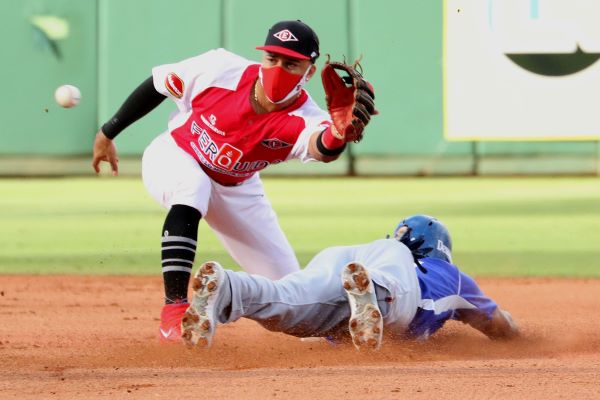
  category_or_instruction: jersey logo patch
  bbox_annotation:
[273,29,298,42]
[261,138,292,150]
[165,73,184,98]
[200,114,226,136]
[214,143,243,171]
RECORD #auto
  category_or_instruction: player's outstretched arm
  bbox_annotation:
[460,308,520,340]
[91,76,166,175]
[92,131,119,176]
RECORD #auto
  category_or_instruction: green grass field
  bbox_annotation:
[1,176,599,277]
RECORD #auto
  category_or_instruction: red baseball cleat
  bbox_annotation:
[158,303,188,343]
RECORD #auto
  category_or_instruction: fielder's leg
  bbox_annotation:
[204,174,300,280]
[161,205,201,304]
[142,132,212,342]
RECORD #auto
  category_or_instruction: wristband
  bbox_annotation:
[316,129,346,157]
[321,125,345,148]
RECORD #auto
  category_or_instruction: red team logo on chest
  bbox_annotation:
[214,143,243,171]
[191,125,245,173]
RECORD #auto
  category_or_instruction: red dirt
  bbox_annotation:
[1,276,599,399]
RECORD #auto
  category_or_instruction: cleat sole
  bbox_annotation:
[342,262,383,351]
[181,261,224,348]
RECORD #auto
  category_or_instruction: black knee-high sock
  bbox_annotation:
[161,204,202,304]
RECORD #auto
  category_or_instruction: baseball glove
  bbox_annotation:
[321,56,377,143]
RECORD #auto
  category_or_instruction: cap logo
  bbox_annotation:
[273,29,298,42]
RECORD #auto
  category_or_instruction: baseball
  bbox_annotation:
[54,84,81,108]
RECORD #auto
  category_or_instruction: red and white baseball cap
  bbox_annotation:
[256,20,320,62]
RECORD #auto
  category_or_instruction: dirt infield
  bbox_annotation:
[1,276,599,399]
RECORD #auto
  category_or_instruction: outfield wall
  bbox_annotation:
[1,0,599,175]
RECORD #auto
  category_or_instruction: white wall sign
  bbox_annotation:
[444,0,600,141]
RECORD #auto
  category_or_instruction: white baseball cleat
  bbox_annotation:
[181,261,226,348]
[342,262,383,350]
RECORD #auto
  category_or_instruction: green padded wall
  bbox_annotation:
[97,0,222,155]
[353,0,471,157]
[0,0,97,155]
[1,0,598,173]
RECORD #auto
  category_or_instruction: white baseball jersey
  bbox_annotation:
[152,48,331,186]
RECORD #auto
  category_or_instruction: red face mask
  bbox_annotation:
[259,65,311,104]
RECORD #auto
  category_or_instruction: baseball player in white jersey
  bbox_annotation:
[181,215,519,349]
[91,20,377,342]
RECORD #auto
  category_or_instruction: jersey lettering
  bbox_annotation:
[191,129,247,173]
[214,144,243,171]
[197,131,219,160]
[191,121,207,136]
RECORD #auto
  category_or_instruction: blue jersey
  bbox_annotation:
[407,258,498,339]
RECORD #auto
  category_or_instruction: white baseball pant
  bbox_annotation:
[141,132,300,279]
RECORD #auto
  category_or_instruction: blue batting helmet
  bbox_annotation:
[393,215,453,263]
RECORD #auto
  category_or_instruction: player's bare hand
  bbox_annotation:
[92,130,119,176]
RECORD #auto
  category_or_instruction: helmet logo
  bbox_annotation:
[437,240,452,263]
[273,29,298,42]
